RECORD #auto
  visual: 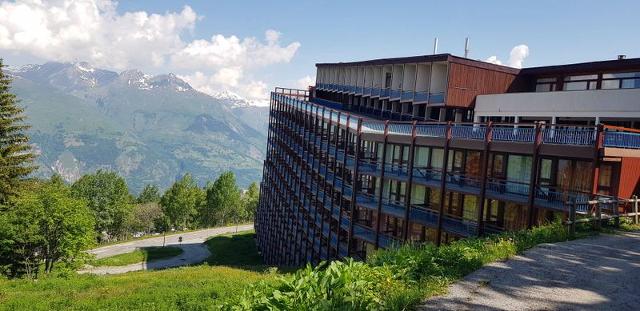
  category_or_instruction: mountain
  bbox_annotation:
[6,62,270,193]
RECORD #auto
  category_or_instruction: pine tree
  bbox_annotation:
[0,59,36,205]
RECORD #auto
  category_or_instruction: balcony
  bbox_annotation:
[371,88,381,97]
[401,90,414,102]
[390,89,402,100]
[363,87,372,96]
[380,88,391,98]
[414,91,429,103]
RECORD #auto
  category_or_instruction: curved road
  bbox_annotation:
[421,231,640,311]
[79,224,254,275]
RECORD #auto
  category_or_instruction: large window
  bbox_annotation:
[535,77,557,92]
[601,72,640,89]
[563,74,598,91]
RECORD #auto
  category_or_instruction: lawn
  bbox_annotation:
[0,231,282,311]
[91,246,183,267]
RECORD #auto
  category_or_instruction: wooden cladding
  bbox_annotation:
[446,62,518,108]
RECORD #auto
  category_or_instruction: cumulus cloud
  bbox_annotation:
[485,44,530,69]
[296,75,315,90]
[0,0,301,101]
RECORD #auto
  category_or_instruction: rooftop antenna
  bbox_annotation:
[433,38,439,54]
[464,37,470,58]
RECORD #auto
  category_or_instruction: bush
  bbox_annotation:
[233,221,582,310]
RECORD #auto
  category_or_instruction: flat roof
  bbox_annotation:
[316,53,640,76]
[315,53,521,74]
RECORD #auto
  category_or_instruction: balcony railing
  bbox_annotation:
[274,90,640,151]
[401,90,414,101]
[390,89,402,99]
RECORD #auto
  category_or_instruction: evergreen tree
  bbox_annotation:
[0,59,36,206]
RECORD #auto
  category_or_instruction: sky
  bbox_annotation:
[1,0,639,104]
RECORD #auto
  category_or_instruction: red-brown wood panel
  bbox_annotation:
[617,157,640,198]
[446,62,518,108]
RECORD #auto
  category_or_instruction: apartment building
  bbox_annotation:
[255,54,640,266]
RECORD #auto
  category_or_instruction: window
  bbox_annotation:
[563,74,598,91]
[384,73,392,88]
[602,72,640,89]
[535,77,557,92]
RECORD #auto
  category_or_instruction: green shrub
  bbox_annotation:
[232,221,586,311]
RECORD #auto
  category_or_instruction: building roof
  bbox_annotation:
[315,53,521,74]
[316,53,640,77]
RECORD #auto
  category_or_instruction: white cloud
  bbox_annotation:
[0,0,301,100]
[485,44,530,69]
[296,75,315,90]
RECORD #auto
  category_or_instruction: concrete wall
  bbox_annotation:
[476,88,640,119]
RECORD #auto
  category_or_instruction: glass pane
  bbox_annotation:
[537,77,556,83]
[463,195,478,221]
[598,164,612,188]
[565,74,598,81]
[602,72,640,79]
[564,81,588,91]
[536,83,551,92]
[602,80,620,89]
[540,159,552,180]
[431,148,444,169]
[621,79,640,89]
[507,155,531,182]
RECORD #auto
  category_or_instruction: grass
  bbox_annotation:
[234,222,597,310]
[0,225,602,310]
[90,247,183,267]
[0,231,282,311]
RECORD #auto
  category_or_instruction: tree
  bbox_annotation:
[137,184,161,204]
[0,176,94,277]
[242,182,260,222]
[200,171,241,227]
[71,170,132,241]
[127,202,164,234]
[160,173,204,230]
[0,59,36,206]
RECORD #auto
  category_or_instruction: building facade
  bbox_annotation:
[256,54,640,266]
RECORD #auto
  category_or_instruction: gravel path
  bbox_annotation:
[421,231,640,311]
[79,224,254,275]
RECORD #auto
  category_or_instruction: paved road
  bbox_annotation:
[421,231,640,311]
[79,224,254,275]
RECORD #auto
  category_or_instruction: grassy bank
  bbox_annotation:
[90,246,183,267]
[0,231,281,310]
[233,222,593,310]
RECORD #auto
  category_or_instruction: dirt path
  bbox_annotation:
[421,231,640,311]
[79,224,253,275]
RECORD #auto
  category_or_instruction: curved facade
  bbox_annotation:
[256,54,640,266]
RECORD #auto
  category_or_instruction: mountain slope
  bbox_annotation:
[7,62,269,192]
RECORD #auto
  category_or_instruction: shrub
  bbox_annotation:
[232,221,582,311]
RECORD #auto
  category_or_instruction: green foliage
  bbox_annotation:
[91,246,183,267]
[126,202,164,234]
[242,182,259,222]
[137,184,161,204]
[0,265,278,310]
[0,230,280,310]
[0,59,36,205]
[0,175,94,278]
[71,170,133,241]
[235,222,580,310]
[200,171,242,227]
[160,173,204,230]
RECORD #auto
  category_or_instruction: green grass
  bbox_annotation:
[0,231,282,310]
[90,247,183,267]
[235,222,596,310]
[206,230,263,267]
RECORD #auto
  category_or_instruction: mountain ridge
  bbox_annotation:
[6,61,270,193]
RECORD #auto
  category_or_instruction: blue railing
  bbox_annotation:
[414,91,429,102]
[542,127,594,146]
[604,130,640,149]
[371,88,381,97]
[429,92,445,104]
[492,126,536,142]
[451,125,486,140]
[401,90,414,101]
[390,89,402,99]
[380,88,390,97]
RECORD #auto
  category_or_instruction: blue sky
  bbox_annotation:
[1,0,639,102]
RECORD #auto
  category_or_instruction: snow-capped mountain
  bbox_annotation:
[4,61,270,193]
